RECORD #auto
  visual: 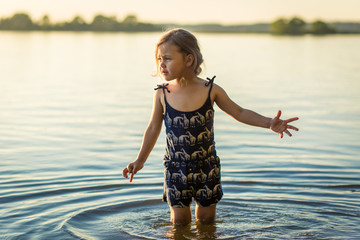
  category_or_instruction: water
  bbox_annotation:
[0,32,359,239]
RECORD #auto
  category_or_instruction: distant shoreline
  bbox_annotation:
[1,12,359,34]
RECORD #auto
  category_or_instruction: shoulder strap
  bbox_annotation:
[154,83,170,104]
[205,76,216,96]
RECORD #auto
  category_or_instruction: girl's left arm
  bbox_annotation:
[213,84,299,138]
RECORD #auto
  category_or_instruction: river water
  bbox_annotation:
[0,32,359,239]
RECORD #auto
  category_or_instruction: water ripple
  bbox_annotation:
[1,33,360,239]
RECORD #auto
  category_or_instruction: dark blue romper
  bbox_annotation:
[156,76,223,208]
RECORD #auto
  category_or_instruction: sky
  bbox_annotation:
[0,0,359,24]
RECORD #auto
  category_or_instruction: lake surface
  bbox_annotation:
[0,32,359,239]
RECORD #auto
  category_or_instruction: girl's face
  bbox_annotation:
[157,43,190,81]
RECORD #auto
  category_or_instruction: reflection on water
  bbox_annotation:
[62,198,359,239]
[0,32,360,239]
[166,221,217,240]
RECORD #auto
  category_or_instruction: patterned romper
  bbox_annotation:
[156,76,223,208]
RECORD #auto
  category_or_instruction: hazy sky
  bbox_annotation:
[0,0,359,24]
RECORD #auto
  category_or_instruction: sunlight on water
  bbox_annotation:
[0,32,360,239]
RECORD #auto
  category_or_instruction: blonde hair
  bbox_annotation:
[154,28,203,77]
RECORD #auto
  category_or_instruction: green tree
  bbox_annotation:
[8,13,35,30]
[311,20,335,34]
[271,18,288,35]
[39,15,51,30]
[286,17,306,35]
[65,15,89,31]
[91,14,119,31]
[0,18,10,29]
[123,14,138,25]
[271,17,307,35]
[121,14,140,31]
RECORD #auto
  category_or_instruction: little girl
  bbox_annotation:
[123,28,299,225]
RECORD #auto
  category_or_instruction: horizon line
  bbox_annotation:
[1,11,360,25]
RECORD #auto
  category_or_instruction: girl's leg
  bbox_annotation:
[195,204,216,223]
[170,206,192,225]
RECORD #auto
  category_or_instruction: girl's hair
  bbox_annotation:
[155,28,203,77]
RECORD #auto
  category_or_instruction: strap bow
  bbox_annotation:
[205,76,216,86]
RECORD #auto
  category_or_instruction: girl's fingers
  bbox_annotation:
[276,110,282,119]
[284,117,299,123]
[285,130,292,137]
[122,168,129,178]
[123,164,137,182]
[288,125,299,131]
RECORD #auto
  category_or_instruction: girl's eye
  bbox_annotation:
[157,57,171,62]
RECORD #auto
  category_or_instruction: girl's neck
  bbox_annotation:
[175,75,199,87]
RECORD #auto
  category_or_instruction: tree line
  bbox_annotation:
[271,17,336,35]
[0,13,161,32]
[0,12,356,34]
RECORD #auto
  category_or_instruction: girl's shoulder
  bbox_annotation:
[212,82,224,91]
[210,82,229,102]
[211,82,224,93]
[154,80,177,91]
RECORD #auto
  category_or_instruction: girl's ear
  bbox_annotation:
[185,54,194,67]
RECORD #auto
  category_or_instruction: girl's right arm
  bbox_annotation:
[122,89,164,180]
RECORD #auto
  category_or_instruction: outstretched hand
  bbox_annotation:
[270,110,299,138]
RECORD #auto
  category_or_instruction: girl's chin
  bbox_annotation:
[162,75,175,81]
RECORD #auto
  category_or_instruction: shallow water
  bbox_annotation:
[0,32,360,239]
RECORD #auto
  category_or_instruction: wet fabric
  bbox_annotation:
[155,76,223,207]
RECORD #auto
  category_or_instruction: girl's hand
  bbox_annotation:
[122,160,144,182]
[270,110,299,138]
